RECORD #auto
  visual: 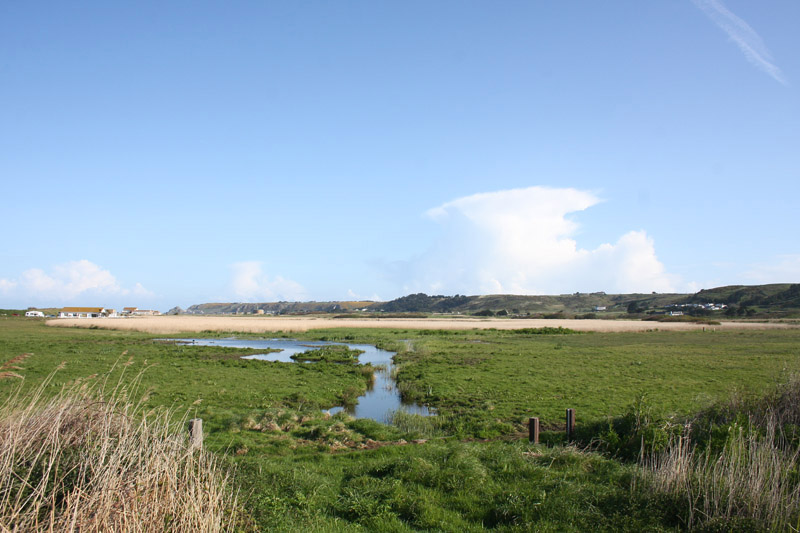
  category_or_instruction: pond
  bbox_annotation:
[172,338,432,423]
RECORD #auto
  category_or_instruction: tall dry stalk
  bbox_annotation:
[0,368,240,532]
[0,354,32,380]
[641,413,800,531]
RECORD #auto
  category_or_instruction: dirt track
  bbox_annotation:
[46,315,798,335]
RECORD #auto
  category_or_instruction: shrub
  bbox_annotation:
[578,394,682,460]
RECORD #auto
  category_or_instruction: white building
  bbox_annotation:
[121,307,160,316]
[59,307,108,318]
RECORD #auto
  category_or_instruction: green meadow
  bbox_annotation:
[2,316,800,530]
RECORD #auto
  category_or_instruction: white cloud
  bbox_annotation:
[0,260,153,303]
[395,186,679,295]
[693,0,787,84]
[743,255,800,284]
[230,261,308,301]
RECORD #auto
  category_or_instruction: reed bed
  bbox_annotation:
[640,381,800,531]
[48,315,771,335]
[0,365,239,532]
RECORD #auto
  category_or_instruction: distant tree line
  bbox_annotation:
[378,293,472,313]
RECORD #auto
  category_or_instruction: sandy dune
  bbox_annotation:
[46,315,798,335]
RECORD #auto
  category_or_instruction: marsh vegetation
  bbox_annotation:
[0,363,240,531]
[2,317,800,530]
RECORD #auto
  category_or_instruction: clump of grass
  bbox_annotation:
[388,410,447,439]
[290,345,364,363]
[0,368,240,531]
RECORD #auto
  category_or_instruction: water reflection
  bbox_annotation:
[171,338,432,423]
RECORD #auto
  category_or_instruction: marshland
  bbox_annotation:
[2,315,800,530]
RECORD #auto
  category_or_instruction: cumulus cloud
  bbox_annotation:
[230,261,308,301]
[0,260,153,303]
[693,0,786,84]
[395,186,678,295]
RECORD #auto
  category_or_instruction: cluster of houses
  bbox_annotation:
[587,302,728,316]
[663,303,727,316]
[56,307,161,318]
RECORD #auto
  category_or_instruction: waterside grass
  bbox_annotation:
[290,345,365,364]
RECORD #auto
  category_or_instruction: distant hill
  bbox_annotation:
[182,284,800,317]
[368,292,686,315]
[686,284,800,309]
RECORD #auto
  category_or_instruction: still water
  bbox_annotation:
[173,338,432,423]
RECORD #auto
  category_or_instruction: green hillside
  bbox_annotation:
[687,284,800,309]
[183,284,800,318]
[186,300,374,315]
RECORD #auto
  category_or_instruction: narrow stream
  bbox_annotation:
[172,338,432,423]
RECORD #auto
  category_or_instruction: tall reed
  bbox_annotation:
[0,366,240,532]
[640,411,800,530]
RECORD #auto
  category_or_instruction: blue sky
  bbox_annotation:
[2,1,798,311]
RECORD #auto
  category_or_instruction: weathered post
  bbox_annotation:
[566,409,575,442]
[189,418,204,449]
[529,417,540,444]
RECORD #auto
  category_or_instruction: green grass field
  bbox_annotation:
[2,316,799,530]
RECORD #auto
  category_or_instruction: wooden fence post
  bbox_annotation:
[566,409,575,442]
[529,417,540,444]
[189,418,203,449]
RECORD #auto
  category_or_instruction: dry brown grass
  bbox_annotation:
[641,416,800,530]
[0,365,239,532]
[46,315,797,335]
[640,377,800,532]
[0,354,32,381]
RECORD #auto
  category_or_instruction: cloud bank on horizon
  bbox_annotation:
[693,0,787,84]
[394,186,679,296]
[0,260,152,306]
[2,188,797,309]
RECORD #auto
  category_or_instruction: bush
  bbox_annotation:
[579,394,682,460]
